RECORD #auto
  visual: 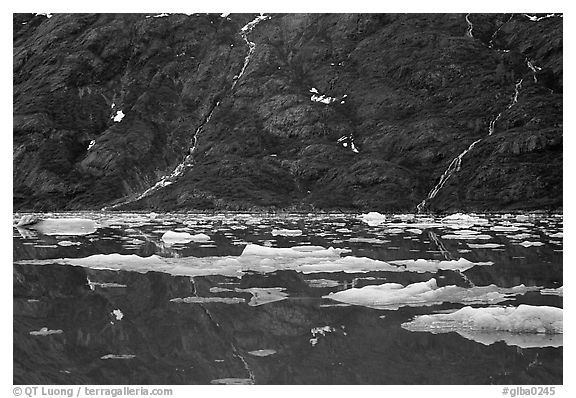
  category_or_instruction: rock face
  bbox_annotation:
[13,13,563,212]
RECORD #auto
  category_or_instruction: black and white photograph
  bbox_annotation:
[11,1,567,392]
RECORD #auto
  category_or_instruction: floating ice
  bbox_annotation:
[441,233,492,240]
[349,237,389,244]
[441,213,487,225]
[210,378,253,385]
[57,240,81,246]
[112,110,125,122]
[401,305,563,348]
[271,229,303,236]
[235,287,288,306]
[209,287,234,293]
[161,231,211,244]
[517,241,545,247]
[541,287,563,296]
[491,225,523,232]
[389,258,492,273]
[35,13,53,18]
[111,309,124,321]
[17,217,97,236]
[310,326,335,346]
[30,327,63,336]
[87,140,95,151]
[241,244,347,258]
[170,296,245,304]
[360,212,386,226]
[467,243,504,249]
[306,279,340,288]
[220,13,230,17]
[324,278,538,310]
[248,349,276,357]
[101,354,136,360]
[548,232,563,238]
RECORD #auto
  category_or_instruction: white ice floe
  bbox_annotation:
[112,110,125,122]
[441,233,492,240]
[30,327,63,336]
[235,287,288,306]
[324,278,538,310]
[467,243,504,249]
[401,305,563,348]
[57,240,81,246]
[360,212,386,226]
[87,140,95,151]
[112,309,124,321]
[248,349,276,357]
[35,13,53,18]
[161,231,211,244]
[211,378,253,385]
[548,232,563,238]
[209,286,234,293]
[540,287,563,296]
[271,229,303,237]
[389,258,493,273]
[306,279,340,288]
[170,296,245,304]
[17,217,97,236]
[310,326,335,346]
[101,354,136,360]
[441,213,488,225]
[491,225,523,232]
[348,237,389,244]
[517,241,545,247]
[16,243,493,278]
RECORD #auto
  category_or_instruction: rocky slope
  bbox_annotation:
[13,13,563,212]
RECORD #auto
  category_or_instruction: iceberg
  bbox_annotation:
[360,212,386,226]
[29,327,63,336]
[389,258,493,273]
[161,231,211,244]
[17,217,97,236]
[441,213,488,225]
[170,297,245,304]
[235,287,288,306]
[271,229,303,236]
[540,286,563,296]
[324,278,538,310]
[247,349,276,357]
[401,305,563,348]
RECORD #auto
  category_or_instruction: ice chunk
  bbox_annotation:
[360,212,386,226]
[248,349,276,357]
[161,231,211,244]
[235,287,288,306]
[467,243,504,249]
[57,240,81,246]
[30,327,63,336]
[517,241,545,247]
[101,354,136,360]
[324,278,538,310]
[441,234,492,240]
[209,287,234,293]
[389,258,492,273]
[306,279,340,288]
[241,244,346,258]
[87,140,95,150]
[401,305,563,348]
[441,213,488,225]
[170,297,245,304]
[349,237,389,244]
[210,378,253,385]
[112,110,125,122]
[541,287,563,296]
[548,232,563,238]
[491,225,522,232]
[271,229,303,236]
[112,309,123,321]
[310,326,336,346]
[18,218,97,236]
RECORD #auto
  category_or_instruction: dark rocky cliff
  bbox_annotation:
[13,13,563,212]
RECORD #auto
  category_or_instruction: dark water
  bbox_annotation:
[13,212,562,384]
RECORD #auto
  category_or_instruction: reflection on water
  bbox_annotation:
[13,212,562,384]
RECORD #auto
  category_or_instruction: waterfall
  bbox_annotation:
[103,14,269,210]
[415,14,536,213]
